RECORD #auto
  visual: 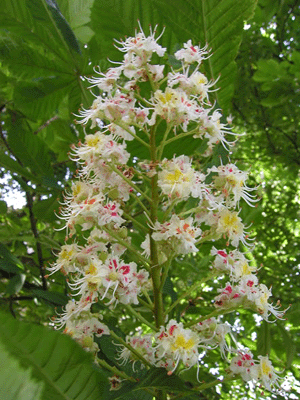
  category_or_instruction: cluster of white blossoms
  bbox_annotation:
[229,350,282,391]
[211,247,285,321]
[50,24,286,394]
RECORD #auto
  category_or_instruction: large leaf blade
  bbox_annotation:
[0,311,109,400]
[0,339,44,400]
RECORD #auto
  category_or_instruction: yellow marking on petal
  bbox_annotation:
[261,360,272,376]
[166,169,188,183]
[86,136,101,147]
[222,213,239,229]
[172,334,195,351]
[242,262,251,275]
[108,271,119,281]
[61,248,74,260]
[159,92,174,104]
[226,175,238,187]
[86,263,97,275]
[72,183,82,197]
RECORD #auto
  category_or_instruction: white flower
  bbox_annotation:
[114,24,166,61]
[193,317,231,358]
[72,131,130,165]
[209,163,257,207]
[100,256,149,305]
[87,66,123,93]
[216,208,250,247]
[211,247,257,281]
[151,87,200,130]
[229,350,257,382]
[48,243,82,275]
[174,40,209,64]
[168,69,213,101]
[152,214,201,255]
[158,155,204,200]
[194,109,234,150]
[155,319,200,372]
[257,355,282,390]
[97,200,126,227]
[214,282,243,308]
[118,334,155,370]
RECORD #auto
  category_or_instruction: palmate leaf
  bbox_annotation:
[0,311,109,400]
[0,0,88,120]
[257,320,271,356]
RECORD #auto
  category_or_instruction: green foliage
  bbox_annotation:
[0,338,44,400]
[0,0,299,398]
[0,310,109,400]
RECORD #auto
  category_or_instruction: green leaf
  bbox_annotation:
[106,381,153,400]
[277,322,296,369]
[1,0,73,66]
[136,367,188,392]
[163,276,178,303]
[0,36,72,80]
[257,320,271,356]
[5,273,26,295]
[0,151,39,183]
[13,76,76,120]
[0,310,109,400]
[32,195,60,222]
[90,0,257,113]
[106,367,189,400]
[0,243,24,273]
[0,338,44,400]
[0,200,8,214]
[31,289,69,306]
[56,0,95,43]
[5,112,55,179]
[253,59,280,82]
[26,0,81,54]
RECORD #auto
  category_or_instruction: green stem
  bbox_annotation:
[178,206,202,217]
[157,123,174,160]
[185,306,239,328]
[107,162,152,204]
[78,77,90,107]
[122,211,148,233]
[96,358,136,382]
[158,66,183,86]
[164,272,217,317]
[115,120,150,148]
[125,304,158,331]
[164,127,199,146]
[134,91,153,106]
[110,330,153,368]
[129,191,151,217]
[149,126,165,329]
[159,256,174,292]
[194,374,235,391]
[145,64,158,92]
[162,199,179,220]
[101,226,150,270]
[138,295,153,309]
